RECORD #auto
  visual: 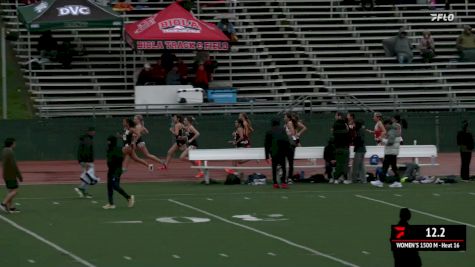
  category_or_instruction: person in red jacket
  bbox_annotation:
[194,63,209,89]
[177,59,189,85]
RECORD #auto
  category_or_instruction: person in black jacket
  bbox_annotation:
[457,120,474,181]
[324,137,336,180]
[74,127,96,198]
[103,136,135,209]
[332,112,350,184]
[265,118,292,189]
[392,208,422,267]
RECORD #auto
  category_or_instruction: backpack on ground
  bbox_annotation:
[225,174,241,185]
[247,173,267,185]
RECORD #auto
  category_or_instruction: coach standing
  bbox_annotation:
[457,120,474,181]
[332,112,350,184]
[1,138,23,213]
[265,118,292,189]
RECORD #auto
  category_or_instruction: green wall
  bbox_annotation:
[0,112,473,161]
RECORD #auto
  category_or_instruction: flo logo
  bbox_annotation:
[159,18,201,33]
[57,5,91,16]
[430,13,455,22]
[34,2,48,13]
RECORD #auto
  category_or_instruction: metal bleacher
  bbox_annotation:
[1,0,475,117]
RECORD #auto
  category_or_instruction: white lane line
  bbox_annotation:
[267,252,277,256]
[355,195,475,228]
[433,193,440,197]
[206,198,214,201]
[15,203,21,206]
[172,254,181,259]
[52,202,60,205]
[219,253,229,258]
[281,196,288,199]
[27,259,36,264]
[244,197,251,200]
[169,199,359,267]
[361,251,370,255]
[469,192,475,196]
[318,195,327,199]
[393,194,402,197]
[0,214,96,267]
[107,221,143,224]
[123,256,132,260]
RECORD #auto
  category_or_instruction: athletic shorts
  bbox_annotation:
[5,180,19,190]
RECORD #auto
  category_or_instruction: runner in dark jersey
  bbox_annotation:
[121,118,149,172]
[133,115,166,171]
[179,117,203,178]
[225,119,250,175]
[163,115,187,169]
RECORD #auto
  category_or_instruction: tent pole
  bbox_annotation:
[2,27,7,119]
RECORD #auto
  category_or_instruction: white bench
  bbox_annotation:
[189,145,437,184]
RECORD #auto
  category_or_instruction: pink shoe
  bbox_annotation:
[281,183,289,189]
[195,171,204,178]
[273,184,280,189]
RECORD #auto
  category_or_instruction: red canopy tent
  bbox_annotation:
[125,2,229,51]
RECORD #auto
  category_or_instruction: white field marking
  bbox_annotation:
[27,259,36,264]
[393,194,402,197]
[108,221,143,224]
[355,195,475,228]
[15,203,21,206]
[244,197,251,200]
[268,214,284,218]
[91,201,98,204]
[52,202,60,205]
[0,214,96,267]
[433,193,440,197]
[318,195,327,199]
[281,196,288,199]
[469,192,475,196]
[206,198,214,201]
[123,256,132,261]
[361,251,370,255]
[267,252,277,256]
[219,253,229,258]
[169,199,360,267]
[172,254,181,259]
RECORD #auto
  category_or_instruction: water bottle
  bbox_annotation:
[300,171,305,180]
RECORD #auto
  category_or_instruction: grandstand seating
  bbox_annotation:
[1,0,475,117]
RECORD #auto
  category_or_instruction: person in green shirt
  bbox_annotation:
[1,138,22,213]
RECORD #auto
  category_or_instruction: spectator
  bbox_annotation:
[347,113,356,146]
[361,0,374,11]
[178,0,194,12]
[37,30,58,62]
[456,25,475,62]
[194,63,209,90]
[351,120,367,183]
[113,0,133,12]
[383,28,413,64]
[265,118,293,189]
[137,63,154,85]
[161,50,177,73]
[166,65,181,85]
[371,120,403,188]
[177,59,189,85]
[324,137,336,181]
[57,39,76,69]
[151,59,166,85]
[332,112,350,184]
[204,56,218,82]
[457,120,474,181]
[419,30,435,63]
[217,18,238,42]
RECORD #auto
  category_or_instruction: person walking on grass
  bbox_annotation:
[103,136,135,210]
[350,120,367,183]
[265,118,292,189]
[74,127,97,198]
[371,120,403,188]
[332,112,351,184]
[392,208,422,267]
[1,138,22,214]
[457,120,474,181]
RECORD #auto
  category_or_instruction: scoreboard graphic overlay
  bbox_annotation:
[391,225,466,251]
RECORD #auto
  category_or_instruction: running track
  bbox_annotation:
[2,153,473,185]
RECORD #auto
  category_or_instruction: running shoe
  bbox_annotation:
[9,207,21,214]
[343,180,353,185]
[195,171,204,178]
[102,204,116,210]
[329,178,334,184]
[0,203,9,213]
[128,195,135,208]
[74,188,85,198]
[370,180,384,188]
[281,183,289,189]
[389,182,403,188]
[273,184,280,189]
